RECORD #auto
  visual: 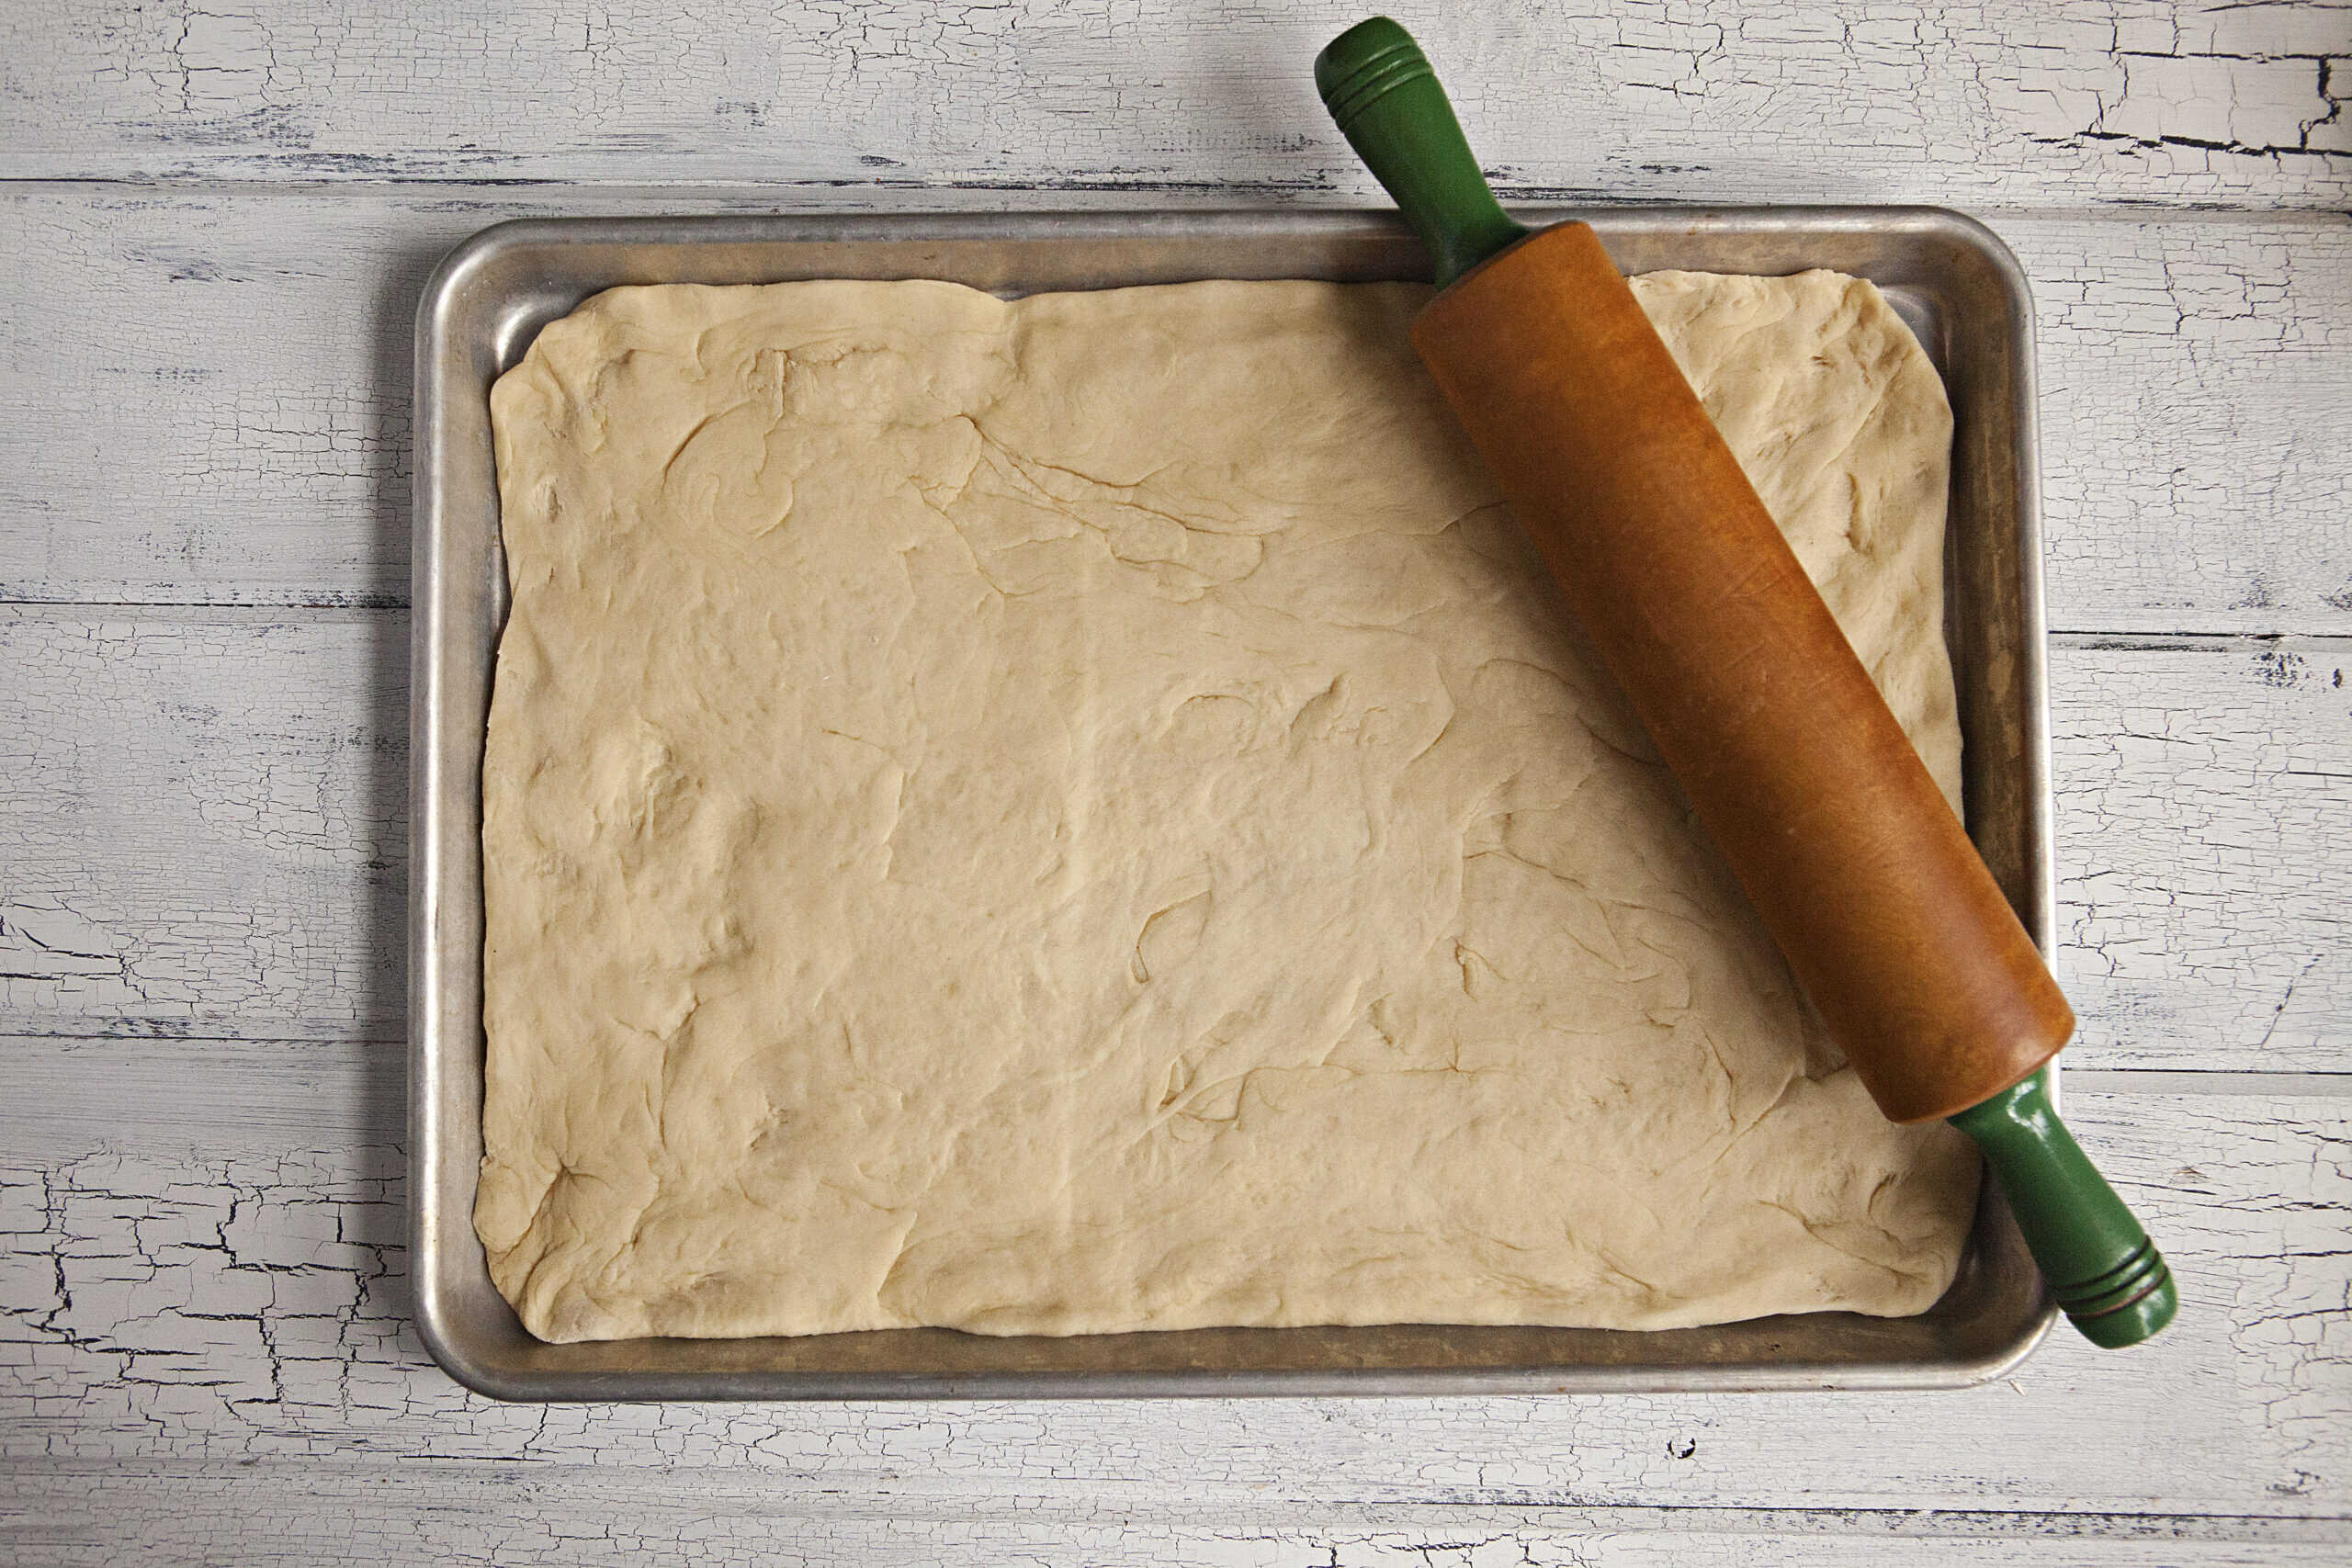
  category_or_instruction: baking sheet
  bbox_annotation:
[411,207,2060,1400]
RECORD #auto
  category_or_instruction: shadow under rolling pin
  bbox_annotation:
[1315,16,2174,1349]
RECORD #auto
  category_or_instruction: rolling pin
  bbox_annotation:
[1317,17,2175,1348]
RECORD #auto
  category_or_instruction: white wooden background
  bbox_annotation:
[1,1,2346,1561]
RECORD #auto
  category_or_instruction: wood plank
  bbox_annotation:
[3,187,2346,633]
[0,608,406,1041]
[2029,220,2352,637]
[0,2,2345,208]
[0,1035,401,1147]
[3,1466,2348,1568]
[0,1078,2342,1515]
[4,611,2345,1068]
[2055,634,2352,1069]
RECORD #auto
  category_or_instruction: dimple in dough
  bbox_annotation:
[480,270,1980,1344]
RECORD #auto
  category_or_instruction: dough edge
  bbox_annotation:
[479,268,1980,1344]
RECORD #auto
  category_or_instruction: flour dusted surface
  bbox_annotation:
[479,271,1977,1344]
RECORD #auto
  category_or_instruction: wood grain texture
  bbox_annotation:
[2056,635,2352,1069]
[0,610,405,1042]
[4,612,2344,1067]
[4,188,2346,631]
[0,2,2346,208]
[4,1466,2349,1567]
[2030,215,2352,637]
[0,1066,2343,1516]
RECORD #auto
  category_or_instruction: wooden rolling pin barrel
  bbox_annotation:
[1317,17,2176,1348]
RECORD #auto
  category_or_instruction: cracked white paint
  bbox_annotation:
[167,6,278,115]
[0,611,406,1038]
[5,1467,2350,1565]
[2106,52,2323,150]
[1,2,2346,203]
[0,902,126,985]
[2019,216,2352,635]
[2052,635,2352,1067]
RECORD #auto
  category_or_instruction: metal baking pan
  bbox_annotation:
[412,207,2060,1400]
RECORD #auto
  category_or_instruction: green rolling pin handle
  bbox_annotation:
[1314,17,1529,289]
[1950,1069,2177,1348]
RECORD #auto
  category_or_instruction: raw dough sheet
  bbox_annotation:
[481,270,1979,1344]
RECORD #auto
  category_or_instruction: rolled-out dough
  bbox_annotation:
[481,269,1978,1344]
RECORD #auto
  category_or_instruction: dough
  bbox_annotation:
[480,269,1978,1344]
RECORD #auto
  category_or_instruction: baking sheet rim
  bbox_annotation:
[410,205,2061,1401]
